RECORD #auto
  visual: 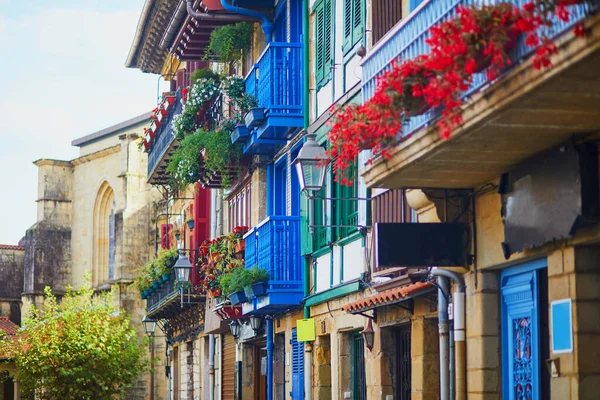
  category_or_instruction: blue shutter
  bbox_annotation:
[291,328,305,399]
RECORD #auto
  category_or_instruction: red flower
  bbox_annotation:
[574,22,586,38]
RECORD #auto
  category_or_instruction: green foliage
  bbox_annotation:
[166,132,206,190]
[1,285,149,400]
[249,265,270,284]
[204,22,254,62]
[133,248,178,292]
[190,69,221,86]
[223,76,258,114]
[223,267,253,296]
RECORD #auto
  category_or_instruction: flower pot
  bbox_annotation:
[228,290,248,305]
[245,108,265,128]
[162,272,171,283]
[231,124,250,144]
[473,30,519,73]
[208,287,222,298]
[151,119,161,131]
[251,281,268,297]
[141,290,148,299]
[175,232,181,241]
[208,253,221,263]
[202,0,225,11]
[164,95,176,106]
[405,95,431,117]
[152,282,160,290]
[234,241,245,254]
[187,219,195,230]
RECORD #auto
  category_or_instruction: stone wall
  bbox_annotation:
[0,247,24,325]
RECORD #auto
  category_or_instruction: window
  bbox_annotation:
[93,181,116,287]
[228,179,252,231]
[314,0,334,90]
[352,332,367,400]
[342,0,365,55]
[371,0,403,44]
[333,163,358,239]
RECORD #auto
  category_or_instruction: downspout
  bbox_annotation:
[437,276,450,400]
[209,334,215,400]
[431,269,466,400]
[266,316,274,400]
[219,0,274,41]
[209,189,217,400]
[185,0,258,24]
[302,1,312,399]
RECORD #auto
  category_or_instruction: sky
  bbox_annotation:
[0,0,164,244]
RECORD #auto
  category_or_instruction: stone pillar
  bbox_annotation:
[465,270,501,400]
[548,246,600,398]
[411,316,439,400]
[313,335,332,400]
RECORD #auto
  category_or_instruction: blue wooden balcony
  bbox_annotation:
[240,42,304,155]
[242,216,303,315]
[361,0,591,140]
[147,89,183,184]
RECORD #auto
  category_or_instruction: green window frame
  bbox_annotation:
[342,0,365,56]
[333,162,358,240]
[314,0,335,91]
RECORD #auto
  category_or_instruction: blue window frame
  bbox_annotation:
[501,259,549,400]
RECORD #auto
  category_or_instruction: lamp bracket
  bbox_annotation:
[355,309,376,320]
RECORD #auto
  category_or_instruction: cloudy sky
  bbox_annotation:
[0,0,162,244]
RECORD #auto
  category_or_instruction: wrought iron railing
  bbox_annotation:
[243,215,303,294]
[207,93,224,131]
[361,0,591,138]
[245,42,303,117]
[148,88,183,179]
[146,273,178,314]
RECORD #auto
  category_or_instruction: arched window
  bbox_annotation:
[93,182,116,286]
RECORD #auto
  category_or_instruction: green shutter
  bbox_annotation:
[352,0,364,48]
[342,0,353,54]
[300,192,313,255]
[315,0,334,91]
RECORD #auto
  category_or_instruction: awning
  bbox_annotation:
[342,281,435,314]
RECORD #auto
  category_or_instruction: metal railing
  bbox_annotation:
[148,88,183,178]
[245,42,303,117]
[207,93,224,131]
[361,0,591,138]
[244,215,303,293]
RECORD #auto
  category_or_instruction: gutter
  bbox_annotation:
[125,0,157,68]
[161,0,188,49]
[219,0,273,41]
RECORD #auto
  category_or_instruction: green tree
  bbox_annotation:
[1,285,149,400]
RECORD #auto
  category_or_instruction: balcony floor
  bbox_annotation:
[362,14,600,190]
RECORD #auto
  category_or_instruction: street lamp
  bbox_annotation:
[361,318,375,351]
[293,133,329,195]
[229,320,241,339]
[174,250,193,308]
[142,315,156,400]
[249,316,263,334]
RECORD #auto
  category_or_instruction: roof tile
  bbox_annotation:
[342,281,434,312]
[0,244,24,251]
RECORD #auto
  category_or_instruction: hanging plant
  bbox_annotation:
[173,76,221,140]
[166,132,206,190]
[326,0,588,184]
[204,22,254,62]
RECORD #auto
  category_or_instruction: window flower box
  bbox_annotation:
[244,108,265,128]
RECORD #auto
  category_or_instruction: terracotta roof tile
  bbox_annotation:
[0,317,19,336]
[342,281,434,312]
[0,244,24,251]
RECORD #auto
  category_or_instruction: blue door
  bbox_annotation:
[501,259,549,400]
[291,328,305,399]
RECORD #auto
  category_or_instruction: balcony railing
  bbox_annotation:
[148,89,183,182]
[242,215,303,314]
[146,273,178,315]
[361,0,591,139]
[207,93,224,132]
[244,42,303,142]
[146,271,203,319]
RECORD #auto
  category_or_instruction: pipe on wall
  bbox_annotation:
[219,0,274,41]
[437,276,450,400]
[431,268,466,400]
[209,334,215,400]
[266,317,274,400]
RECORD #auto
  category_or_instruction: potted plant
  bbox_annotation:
[243,266,270,298]
[226,267,251,305]
[244,107,265,128]
[204,22,253,62]
[231,124,250,144]
[187,219,195,230]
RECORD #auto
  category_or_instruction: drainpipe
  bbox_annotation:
[437,276,450,400]
[209,334,215,400]
[266,316,274,400]
[449,320,455,400]
[302,1,312,397]
[219,0,274,41]
[431,269,466,400]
